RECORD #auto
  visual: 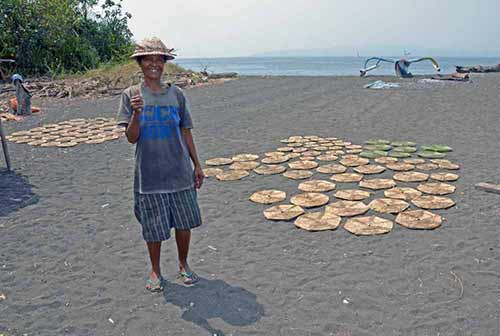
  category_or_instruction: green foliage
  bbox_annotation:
[0,0,134,76]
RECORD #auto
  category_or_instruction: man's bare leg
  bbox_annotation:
[146,241,162,285]
[175,229,191,273]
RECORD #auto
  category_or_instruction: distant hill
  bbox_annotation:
[252,45,500,58]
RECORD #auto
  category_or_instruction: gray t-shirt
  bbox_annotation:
[116,82,194,194]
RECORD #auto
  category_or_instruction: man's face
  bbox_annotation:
[140,55,165,80]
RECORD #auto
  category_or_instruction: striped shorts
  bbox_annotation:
[134,188,202,242]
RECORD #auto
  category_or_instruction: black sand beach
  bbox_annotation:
[1,75,500,335]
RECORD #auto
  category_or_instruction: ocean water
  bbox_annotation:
[175,56,499,77]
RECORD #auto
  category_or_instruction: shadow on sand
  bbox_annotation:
[164,277,264,336]
[0,168,39,217]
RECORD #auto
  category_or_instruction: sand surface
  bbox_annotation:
[1,75,500,335]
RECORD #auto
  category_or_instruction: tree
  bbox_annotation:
[0,0,134,76]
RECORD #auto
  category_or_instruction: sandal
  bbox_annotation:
[146,275,164,292]
[177,270,199,285]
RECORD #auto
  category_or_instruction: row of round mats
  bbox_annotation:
[5,117,124,148]
[203,134,460,236]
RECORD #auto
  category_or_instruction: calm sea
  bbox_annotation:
[175,56,499,77]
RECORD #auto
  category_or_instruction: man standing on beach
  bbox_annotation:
[116,37,204,292]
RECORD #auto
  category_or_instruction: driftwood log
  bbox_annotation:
[456,64,500,73]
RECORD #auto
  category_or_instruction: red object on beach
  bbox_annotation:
[9,97,40,113]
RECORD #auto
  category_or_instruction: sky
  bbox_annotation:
[121,0,500,58]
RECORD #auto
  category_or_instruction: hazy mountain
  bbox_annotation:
[252,45,500,58]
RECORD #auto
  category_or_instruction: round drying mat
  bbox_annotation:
[388,151,411,158]
[384,187,422,200]
[294,211,341,231]
[417,151,447,159]
[265,151,286,157]
[14,137,34,144]
[316,164,347,174]
[430,159,452,165]
[334,189,371,201]
[253,164,286,175]
[262,155,288,164]
[403,158,425,165]
[430,172,459,182]
[287,153,301,159]
[325,200,369,217]
[386,162,415,171]
[277,147,293,152]
[345,149,363,154]
[369,198,409,214]
[232,154,259,162]
[40,141,61,147]
[249,190,287,204]
[205,158,233,166]
[340,157,369,167]
[85,138,106,144]
[290,192,329,208]
[375,157,398,164]
[344,216,393,236]
[301,150,321,157]
[312,146,329,151]
[287,143,303,148]
[298,180,336,192]
[216,170,249,181]
[411,196,455,210]
[283,170,313,180]
[416,163,439,171]
[10,131,31,137]
[395,210,442,230]
[229,161,260,170]
[437,162,460,170]
[27,139,47,146]
[416,183,456,195]
[330,173,363,183]
[345,144,363,150]
[393,172,429,183]
[288,160,318,170]
[56,142,78,148]
[316,154,338,161]
[359,178,396,190]
[354,164,386,175]
[264,204,305,221]
[203,168,223,177]
[291,148,308,153]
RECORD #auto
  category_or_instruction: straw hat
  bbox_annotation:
[330,173,363,183]
[386,162,415,171]
[359,178,396,190]
[430,172,459,182]
[131,37,176,60]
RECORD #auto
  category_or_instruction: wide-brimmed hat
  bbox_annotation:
[130,37,176,60]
